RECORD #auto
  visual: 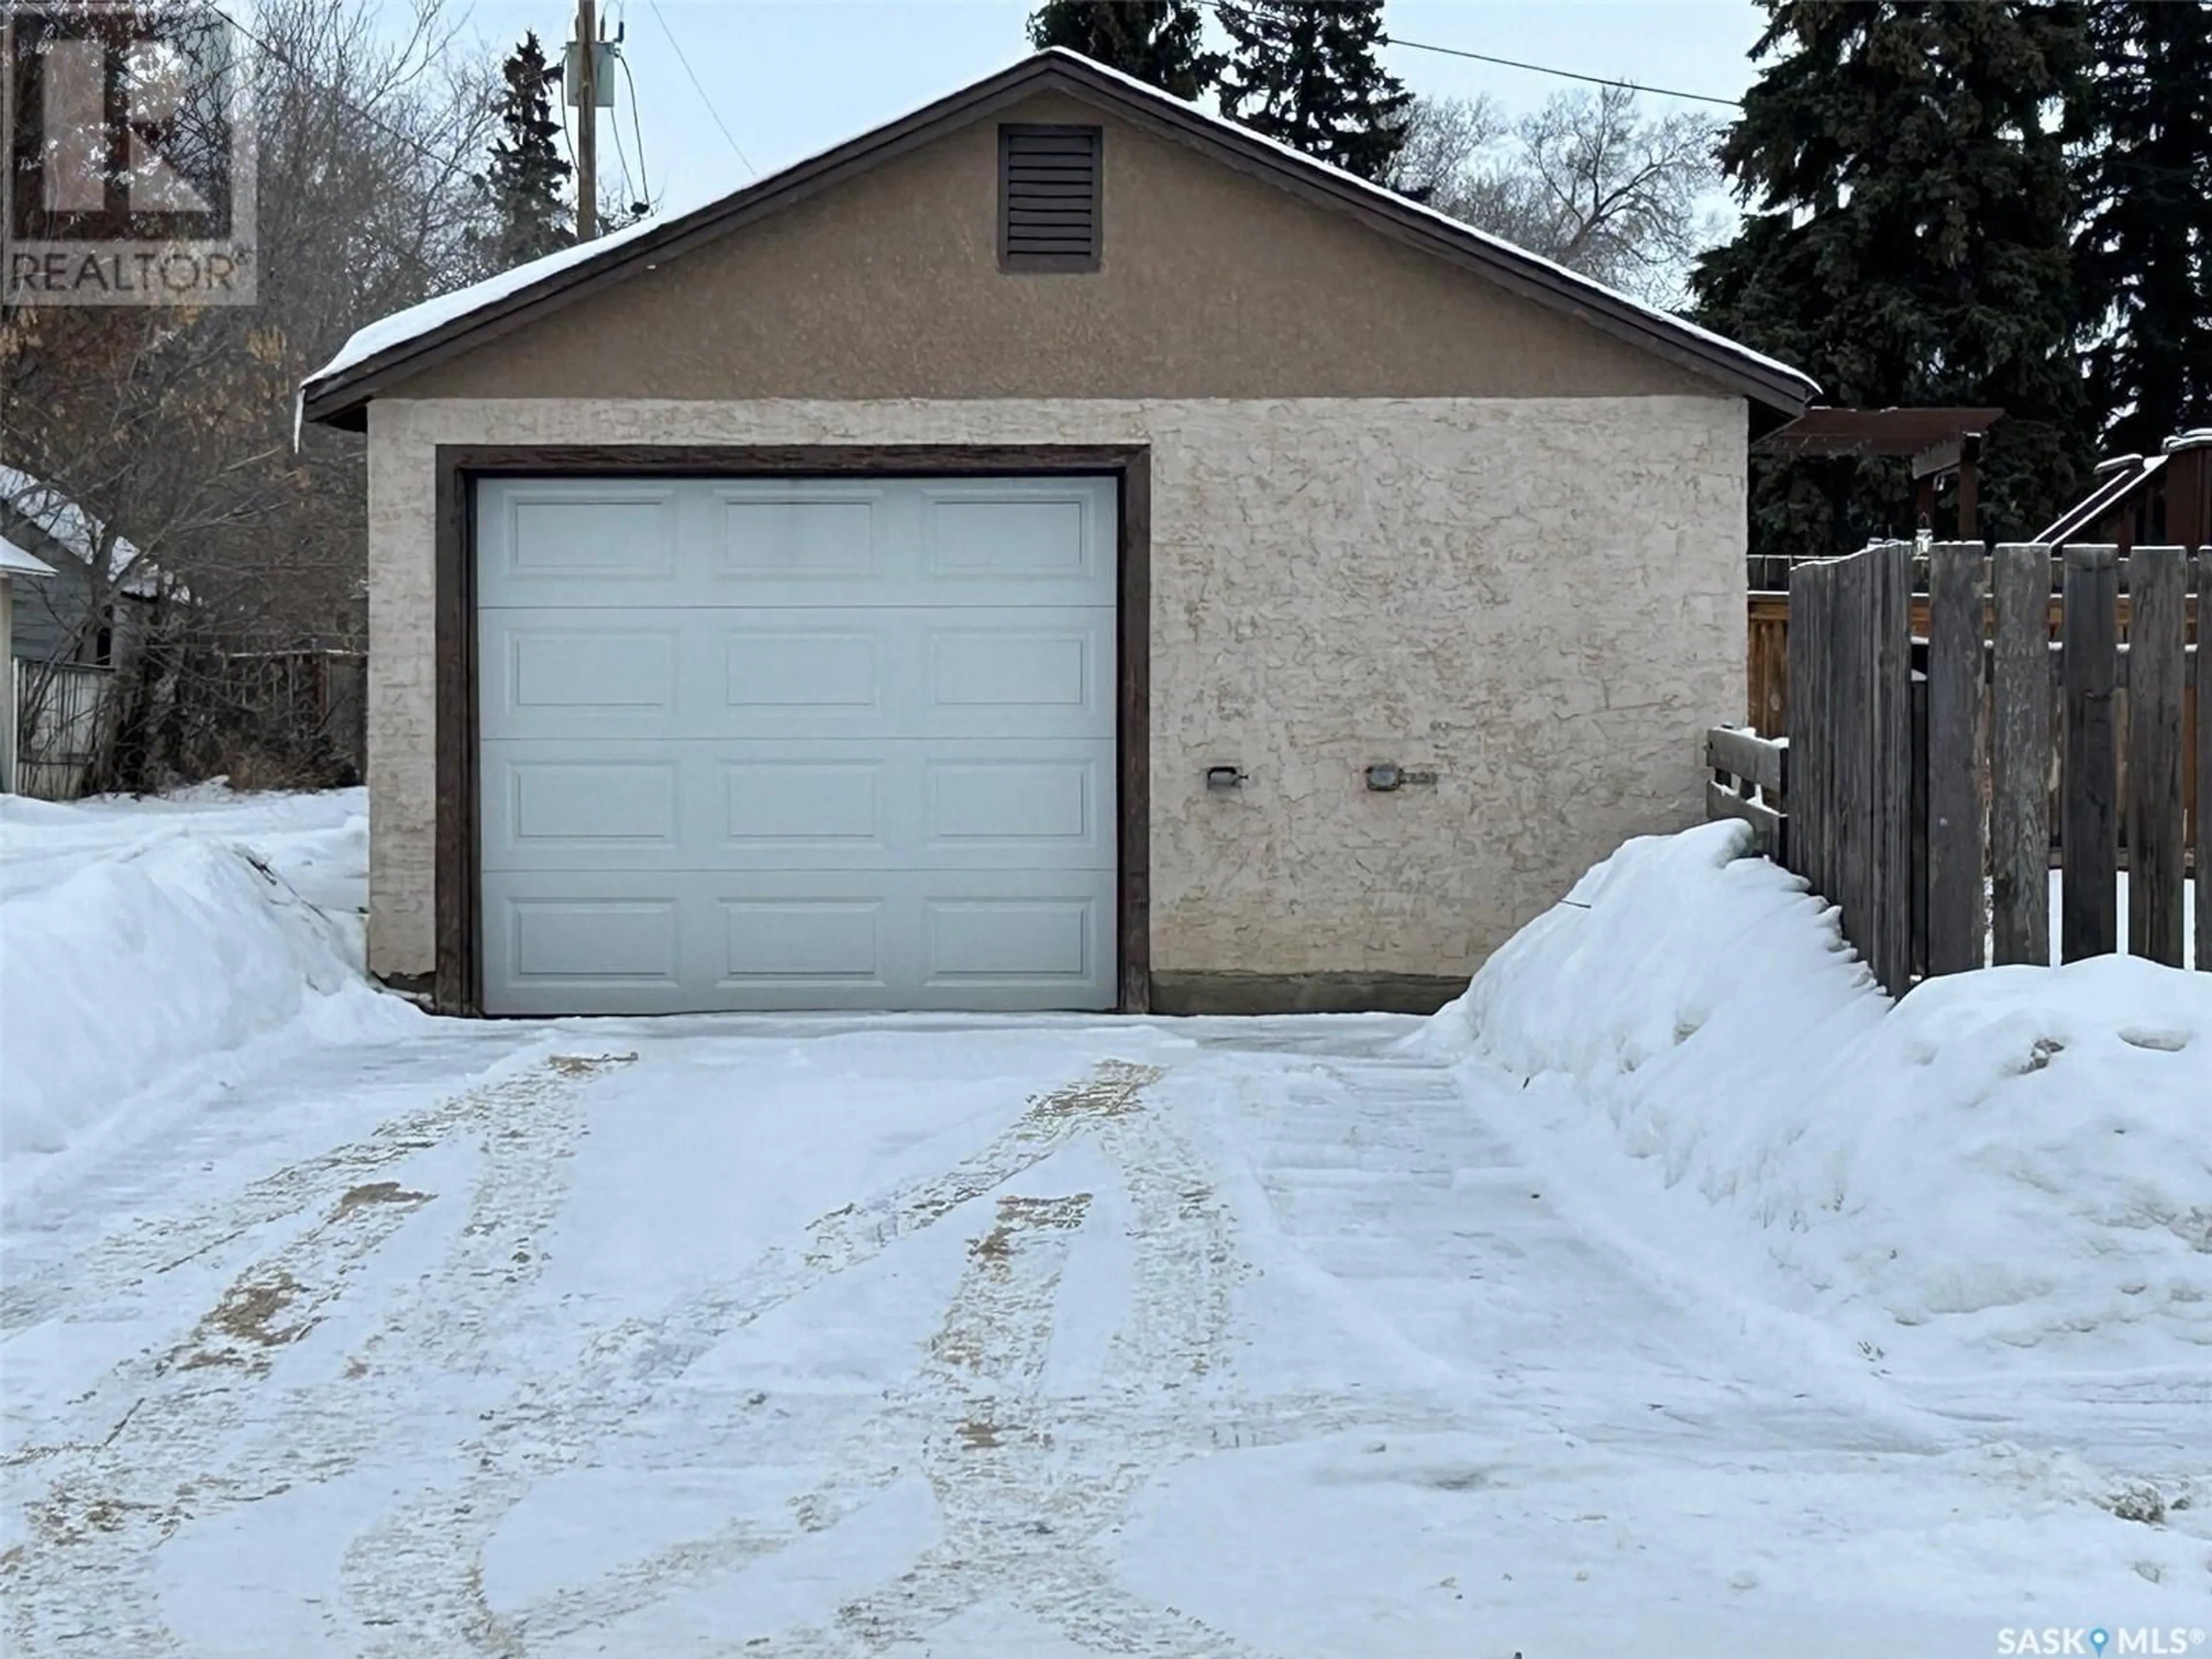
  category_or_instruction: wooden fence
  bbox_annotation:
[1710,541,2208,993]
[13,658,120,800]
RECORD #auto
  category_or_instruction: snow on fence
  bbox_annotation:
[1709,540,2208,994]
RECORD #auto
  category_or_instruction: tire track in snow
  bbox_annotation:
[503,1058,1282,1657]
[340,1060,1166,1653]
[0,1035,554,1338]
[0,1053,631,1658]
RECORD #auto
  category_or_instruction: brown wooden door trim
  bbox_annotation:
[431,442,1152,1016]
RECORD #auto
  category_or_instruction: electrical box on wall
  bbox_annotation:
[1364,764,1438,791]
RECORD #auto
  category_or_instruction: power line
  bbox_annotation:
[204,3,484,175]
[1382,33,1744,110]
[647,0,756,178]
[619,48,653,207]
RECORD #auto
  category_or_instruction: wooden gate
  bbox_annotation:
[1711,541,2207,993]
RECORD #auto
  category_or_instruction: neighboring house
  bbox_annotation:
[0,468,173,797]
[300,48,1817,1019]
[0,467,175,668]
[2036,429,2212,549]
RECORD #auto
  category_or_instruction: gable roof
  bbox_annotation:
[301,49,1817,430]
[1,533,58,580]
[0,467,164,597]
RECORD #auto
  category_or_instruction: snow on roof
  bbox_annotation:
[301,48,1817,410]
[1,533,58,579]
[2036,451,2166,544]
[0,466,163,597]
[302,207,678,396]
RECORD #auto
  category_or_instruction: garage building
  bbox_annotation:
[301,50,1815,1018]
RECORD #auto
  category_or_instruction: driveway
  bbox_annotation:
[1,1016,2191,1657]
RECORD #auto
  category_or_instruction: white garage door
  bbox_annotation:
[476,475,1118,1015]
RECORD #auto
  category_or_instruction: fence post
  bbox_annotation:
[2127,547,2187,965]
[1990,545,2052,967]
[1832,551,1871,972]
[2062,546,2119,961]
[1871,541,1915,995]
[1786,559,1824,894]
[1926,543,1987,974]
[2197,548,2211,974]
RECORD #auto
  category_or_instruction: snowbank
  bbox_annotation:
[1418,821,2212,1369]
[0,789,418,1171]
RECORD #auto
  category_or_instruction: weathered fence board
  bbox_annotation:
[12,660,120,800]
[1870,541,1915,995]
[2200,552,2211,976]
[2061,548,2119,961]
[1989,544,2052,967]
[1706,724,1787,795]
[1836,553,1872,966]
[1925,543,1985,974]
[1786,563,1827,902]
[2127,547,2188,965]
[1705,779,1786,857]
[1723,537,2206,993]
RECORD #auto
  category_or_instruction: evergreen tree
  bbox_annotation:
[1027,0,1222,101]
[473,32,573,271]
[1691,2,2091,552]
[1216,1,1412,184]
[2069,0,2212,454]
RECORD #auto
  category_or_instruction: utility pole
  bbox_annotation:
[574,0,597,241]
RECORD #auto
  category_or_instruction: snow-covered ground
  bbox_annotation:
[3,792,2206,1656]
[0,786,416,1187]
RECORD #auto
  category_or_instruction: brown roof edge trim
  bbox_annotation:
[302,52,1813,427]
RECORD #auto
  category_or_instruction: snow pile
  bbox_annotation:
[0,788,417,1168]
[1418,821,2212,1367]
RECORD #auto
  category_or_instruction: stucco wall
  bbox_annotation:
[397,92,1711,407]
[366,396,1747,990]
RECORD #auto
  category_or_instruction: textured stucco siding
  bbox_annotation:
[395,92,1714,408]
[366,395,1747,986]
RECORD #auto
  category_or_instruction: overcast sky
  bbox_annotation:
[400,1,1772,214]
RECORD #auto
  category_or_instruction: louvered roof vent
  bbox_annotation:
[999,124,1101,271]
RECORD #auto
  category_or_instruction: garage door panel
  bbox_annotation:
[923,752,1109,858]
[480,478,1115,609]
[720,488,884,579]
[923,896,1095,984]
[505,895,681,986]
[921,483,1101,581]
[502,626,679,714]
[482,869,1114,1014]
[476,474,1118,1014]
[721,759,887,849]
[483,740,1111,872]
[925,625,1093,711]
[484,608,1112,743]
[508,759,679,847]
[713,609,1112,740]
[723,628,882,714]
[718,897,888,987]
[483,482,684,604]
